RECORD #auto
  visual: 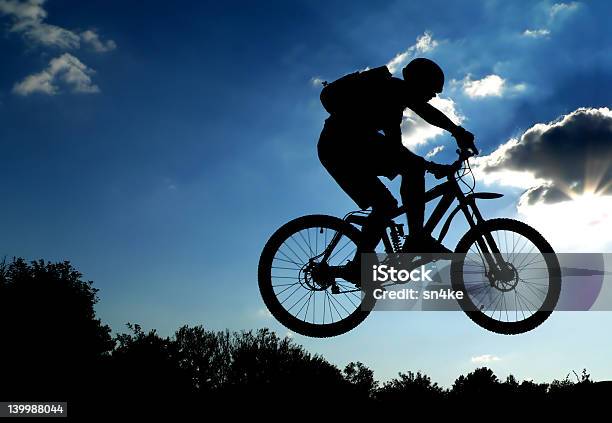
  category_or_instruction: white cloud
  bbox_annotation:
[471,137,548,189]
[23,21,80,49]
[386,30,439,75]
[426,145,445,158]
[13,53,99,95]
[0,0,45,22]
[0,0,79,48]
[473,165,546,190]
[461,74,526,99]
[386,51,411,75]
[401,96,464,149]
[463,74,505,98]
[471,354,501,364]
[520,2,579,40]
[522,28,551,38]
[81,29,116,53]
[414,31,438,53]
[550,2,580,19]
[0,0,116,51]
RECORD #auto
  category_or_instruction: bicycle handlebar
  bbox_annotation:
[449,148,476,173]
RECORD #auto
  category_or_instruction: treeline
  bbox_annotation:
[0,257,609,416]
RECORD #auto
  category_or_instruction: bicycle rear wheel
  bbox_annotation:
[451,218,561,335]
[258,214,375,337]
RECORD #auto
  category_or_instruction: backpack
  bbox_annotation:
[319,66,392,115]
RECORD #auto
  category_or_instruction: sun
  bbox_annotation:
[515,156,611,252]
[518,192,612,253]
[553,158,611,200]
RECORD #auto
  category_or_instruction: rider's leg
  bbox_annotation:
[399,156,426,236]
[398,154,452,253]
[357,191,397,255]
[341,186,396,282]
[317,125,400,276]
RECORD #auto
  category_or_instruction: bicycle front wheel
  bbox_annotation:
[451,218,561,335]
[258,214,375,338]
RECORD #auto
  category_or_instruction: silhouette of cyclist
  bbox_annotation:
[318,58,477,264]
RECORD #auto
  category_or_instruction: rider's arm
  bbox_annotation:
[407,102,462,136]
[409,102,477,153]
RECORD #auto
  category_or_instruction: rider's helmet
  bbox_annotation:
[402,58,444,94]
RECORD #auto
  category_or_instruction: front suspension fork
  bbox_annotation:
[462,201,511,280]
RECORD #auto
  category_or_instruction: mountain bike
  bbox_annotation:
[258,149,561,337]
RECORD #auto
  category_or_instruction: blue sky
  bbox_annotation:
[1,0,611,386]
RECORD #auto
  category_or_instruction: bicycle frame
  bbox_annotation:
[340,169,509,275]
[396,173,502,245]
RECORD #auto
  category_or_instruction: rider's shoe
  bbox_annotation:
[402,233,453,255]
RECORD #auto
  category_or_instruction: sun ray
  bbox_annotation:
[584,157,611,196]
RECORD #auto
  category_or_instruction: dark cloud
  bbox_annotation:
[484,107,612,204]
[518,184,571,206]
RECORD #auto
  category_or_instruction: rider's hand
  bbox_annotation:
[453,126,478,155]
[426,161,453,179]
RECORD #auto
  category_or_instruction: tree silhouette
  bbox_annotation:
[377,370,444,402]
[451,367,500,398]
[104,323,193,402]
[173,325,232,392]
[0,257,113,400]
[222,328,346,401]
[344,361,378,399]
[516,379,549,397]
[0,256,609,413]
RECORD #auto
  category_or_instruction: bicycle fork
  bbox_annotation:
[459,197,513,283]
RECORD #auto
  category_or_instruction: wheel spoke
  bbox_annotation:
[278,283,303,304]
[328,237,353,262]
[298,230,314,257]
[277,248,304,267]
[275,283,300,296]
[272,265,301,271]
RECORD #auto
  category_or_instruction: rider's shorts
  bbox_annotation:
[317,118,420,211]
